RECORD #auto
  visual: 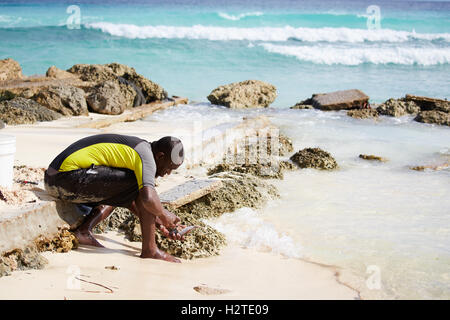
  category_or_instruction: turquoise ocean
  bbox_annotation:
[1,0,450,299]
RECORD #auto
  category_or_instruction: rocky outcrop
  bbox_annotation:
[46,66,77,79]
[405,94,449,112]
[0,245,48,277]
[67,63,167,106]
[290,147,338,170]
[376,98,420,117]
[414,110,450,126]
[309,89,369,111]
[0,58,23,81]
[33,85,88,116]
[0,97,62,125]
[94,172,279,260]
[207,80,277,109]
[86,81,129,115]
[347,108,379,119]
[208,131,295,179]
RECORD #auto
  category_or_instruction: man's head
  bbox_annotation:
[151,136,184,178]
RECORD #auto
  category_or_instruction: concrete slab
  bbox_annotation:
[311,89,369,111]
[160,179,223,209]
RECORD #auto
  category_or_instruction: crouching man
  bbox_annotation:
[45,134,186,263]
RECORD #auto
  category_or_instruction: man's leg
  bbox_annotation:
[130,200,180,263]
[73,205,115,248]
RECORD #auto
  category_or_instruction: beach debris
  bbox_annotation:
[0,58,23,81]
[347,108,379,119]
[193,285,231,295]
[34,227,78,253]
[105,265,120,270]
[290,148,338,170]
[0,245,48,277]
[207,79,277,109]
[33,84,89,116]
[0,165,44,205]
[0,97,62,125]
[359,154,388,162]
[304,89,369,111]
[75,275,114,294]
[410,163,449,171]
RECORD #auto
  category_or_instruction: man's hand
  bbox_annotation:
[158,224,186,241]
[158,209,180,230]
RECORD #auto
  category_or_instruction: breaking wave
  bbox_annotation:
[85,22,450,43]
[260,43,450,65]
[218,11,264,21]
[204,207,302,258]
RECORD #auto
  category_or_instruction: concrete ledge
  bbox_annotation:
[0,202,69,254]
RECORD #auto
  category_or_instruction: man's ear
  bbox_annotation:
[156,151,165,161]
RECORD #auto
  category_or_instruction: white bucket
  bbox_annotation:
[0,134,16,188]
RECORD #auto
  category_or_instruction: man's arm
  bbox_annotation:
[137,186,180,229]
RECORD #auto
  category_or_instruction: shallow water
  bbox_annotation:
[146,103,450,299]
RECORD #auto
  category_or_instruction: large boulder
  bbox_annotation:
[207,80,277,109]
[0,58,23,82]
[67,63,167,105]
[33,85,88,116]
[414,111,450,126]
[290,147,338,170]
[86,80,129,115]
[376,98,420,117]
[0,97,62,125]
[309,89,369,111]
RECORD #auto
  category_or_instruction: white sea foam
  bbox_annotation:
[218,11,264,21]
[85,22,450,43]
[204,207,302,258]
[260,43,450,65]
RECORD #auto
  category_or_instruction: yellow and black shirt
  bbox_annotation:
[49,134,156,189]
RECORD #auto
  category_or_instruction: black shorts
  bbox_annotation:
[44,165,139,209]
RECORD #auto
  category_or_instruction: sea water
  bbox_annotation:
[1,0,449,299]
[148,104,450,300]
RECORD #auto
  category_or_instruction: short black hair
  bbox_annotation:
[151,136,184,165]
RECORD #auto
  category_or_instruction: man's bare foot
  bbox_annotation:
[140,248,181,263]
[73,229,104,248]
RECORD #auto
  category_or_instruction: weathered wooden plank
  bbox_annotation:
[75,96,188,129]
